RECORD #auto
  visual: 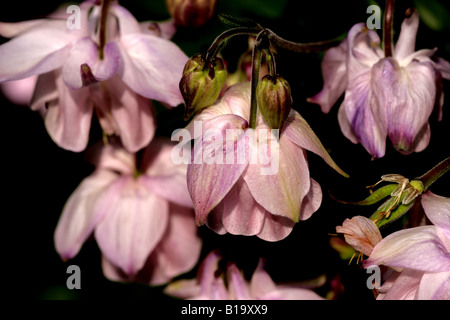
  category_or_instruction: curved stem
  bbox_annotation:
[416,157,450,191]
[263,48,277,77]
[383,0,395,57]
[249,30,267,129]
[266,29,341,53]
[98,0,112,60]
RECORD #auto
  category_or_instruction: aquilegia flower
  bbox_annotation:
[182,82,347,241]
[308,10,450,158]
[0,0,188,152]
[54,138,201,285]
[164,250,324,299]
[363,191,450,299]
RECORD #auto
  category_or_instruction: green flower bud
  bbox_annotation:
[256,75,292,130]
[179,54,227,120]
[166,0,217,27]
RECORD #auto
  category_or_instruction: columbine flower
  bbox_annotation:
[363,191,450,299]
[54,138,201,285]
[164,250,324,300]
[183,82,347,241]
[308,10,450,158]
[0,0,188,152]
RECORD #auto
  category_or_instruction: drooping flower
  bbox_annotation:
[54,138,201,285]
[363,191,450,299]
[308,10,450,158]
[164,250,325,300]
[180,82,347,241]
[0,0,188,152]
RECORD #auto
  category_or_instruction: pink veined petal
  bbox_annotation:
[228,264,252,300]
[299,178,322,221]
[379,269,423,300]
[421,191,450,231]
[117,33,188,106]
[283,109,348,177]
[54,170,119,260]
[220,178,266,236]
[146,203,202,286]
[256,210,296,242]
[244,129,310,223]
[44,72,93,152]
[0,22,73,81]
[416,271,450,300]
[364,226,450,273]
[394,10,419,62]
[412,123,431,153]
[62,38,120,89]
[106,76,156,153]
[94,177,170,276]
[187,114,249,225]
[307,38,348,113]
[140,138,193,208]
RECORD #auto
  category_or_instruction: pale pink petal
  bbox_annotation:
[0,76,37,106]
[107,77,156,153]
[0,20,47,38]
[337,101,359,144]
[110,4,142,36]
[44,72,93,152]
[0,22,73,81]
[364,226,450,272]
[394,10,419,62]
[228,264,251,300]
[249,259,277,297]
[62,39,120,89]
[417,271,450,300]
[378,269,422,300]
[140,19,177,39]
[205,205,227,235]
[94,177,170,276]
[117,33,188,106]
[299,178,322,221]
[146,204,202,285]
[421,191,450,231]
[85,142,136,175]
[197,250,224,298]
[256,211,296,242]
[54,170,119,260]
[283,110,348,176]
[307,39,348,113]
[187,114,249,225]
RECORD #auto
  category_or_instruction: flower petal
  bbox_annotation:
[117,33,188,106]
[417,271,450,300]
[378,269,422,300]
[30,72,58,111]
[256,212,297,242]
[299,178,322,221]
[421,191,450,231]
[394,10,419,62]
[95,177,170,276]
[228,264,251,300]
[54,170,119,260]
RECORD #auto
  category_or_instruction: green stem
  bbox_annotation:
[263,48,276,77]
[249,30,266,129]
[266,29,341,53]
[416,157,450,191]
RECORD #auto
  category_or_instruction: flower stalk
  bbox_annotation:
[99,0,112,60]
[383,0,395,57]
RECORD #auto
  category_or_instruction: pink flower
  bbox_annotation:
[0,1,188,152]
[164,250,325,300]
[363,191,450,299]
[54,138,202,285]
[183,82,347,241]
[0,76,37,106]
[308,11,450,158]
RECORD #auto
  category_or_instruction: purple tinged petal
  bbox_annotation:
[187,114,249,225]
[421,191,450,231]
[364,226,450,273]
[378,269,422,300]
[54,170,119,260]
[95,177,170,276]
[228,264,251,300]
[117,33,188,106]
[44,72,93,152]
[283,109,348,177]
[417,272,450,300]
[394,10,419,62]
[337,102,359,144]
[0,22,73,81]
[307,39,348,113]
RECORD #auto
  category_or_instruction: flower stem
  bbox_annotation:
[383,0,395,57]
[416,157,450,191]
[265,29,341,53]
[99,0,112,60]
[249,30,267,129]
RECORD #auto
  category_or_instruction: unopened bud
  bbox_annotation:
[166,0,217,27]
[179,54,227,120]
[256,75,292,130]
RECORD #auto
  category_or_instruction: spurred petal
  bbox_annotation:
[146,203,202,285]
[54,170,119,260]
[117,33,188,106]
[394,10,419,62]
[364,226,450,272]
[307,39,348,113]
[44,72,93,152]
[0,21,73,81]
[62,39,120,89]
[95,177,170,276]
[283,109,348,177]
[421,191,450,231]
[187,114,249,225]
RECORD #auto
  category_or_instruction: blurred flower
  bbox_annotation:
[164,250,325,299]
[308,10,450,158]
[54,139,201,285]
[166,0,217,27]
[363,191,450,299]
[184,82,347,241]
[0,0,187,152]
[0,76,37,106]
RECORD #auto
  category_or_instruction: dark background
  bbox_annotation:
[1,0,449,300]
